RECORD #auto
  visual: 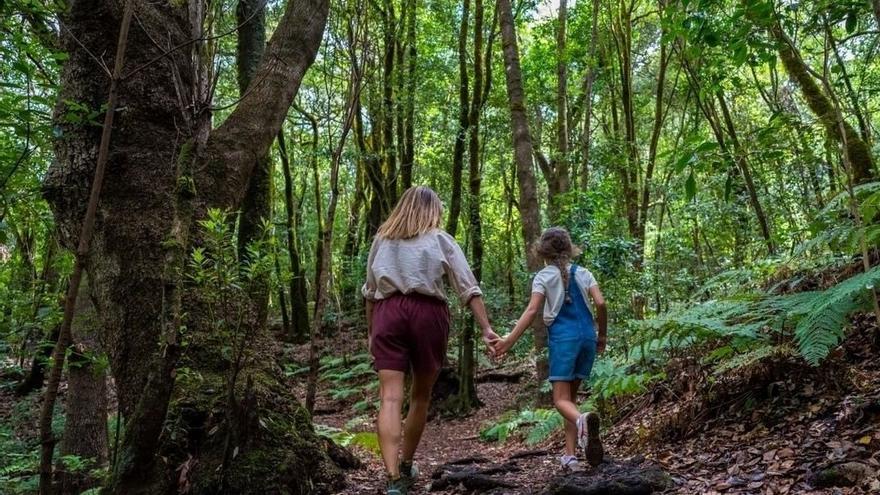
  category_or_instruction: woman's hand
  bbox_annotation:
[481,328,501,357]
[597,335,606,354]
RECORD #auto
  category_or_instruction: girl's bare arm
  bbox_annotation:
[497,292,545,356]
[589,285,607,353]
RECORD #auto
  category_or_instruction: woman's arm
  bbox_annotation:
[468,296,500,354]
[496,292,545,357]
[589,285,607,353]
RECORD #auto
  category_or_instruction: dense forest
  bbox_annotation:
[1,0,879,493]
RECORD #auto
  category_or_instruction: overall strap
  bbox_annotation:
[565,264,578,303]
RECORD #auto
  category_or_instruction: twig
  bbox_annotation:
[59,21,112,76]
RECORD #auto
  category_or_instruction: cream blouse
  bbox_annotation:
[362,229,483,304]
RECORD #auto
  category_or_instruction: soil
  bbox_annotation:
[294,322,880,495]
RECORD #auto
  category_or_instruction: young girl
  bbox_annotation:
[363,186,501,495]
[495,227,608,470]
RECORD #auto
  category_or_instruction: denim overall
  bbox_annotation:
[547,264,597,382]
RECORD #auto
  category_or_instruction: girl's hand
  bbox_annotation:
[597,335,607,355]
[494,337,514,358]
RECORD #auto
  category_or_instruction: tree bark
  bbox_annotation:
[497,0,548,391]
[614,3,640,243]
[43,0,337,491]
[39,3,134,491]
[278,131,310,342]
[447,0,470,237]
[380,0,398,208]
[766,16,875,183]
[579,0,600,189]
[236,0,271,335]
[59,279,108,495]
[457,0,485,413]
[554,0,569,198]
[637,0,670,257]
[400,0,417,191]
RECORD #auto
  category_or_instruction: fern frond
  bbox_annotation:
[794,266,880,365]
[712,344,792,375]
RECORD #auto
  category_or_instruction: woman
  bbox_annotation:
[363,186,500,495]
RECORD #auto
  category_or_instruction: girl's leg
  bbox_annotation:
[401,369,440,462]
[552,379,582,456]
[377,369,407,478]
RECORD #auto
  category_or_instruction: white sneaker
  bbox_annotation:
[560,454,579,470]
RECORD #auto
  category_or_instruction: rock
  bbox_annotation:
[322,437,362,470]
[543,460,672,495]
[812,461,876,488]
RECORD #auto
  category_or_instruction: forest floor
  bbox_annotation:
[292,321,880,495]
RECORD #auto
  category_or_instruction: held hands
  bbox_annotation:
[482,328,501,358]
[493,336,514,358]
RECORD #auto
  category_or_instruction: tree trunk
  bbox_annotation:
[554,0,569,198]
[278,131,310,342]
[497,0,548,391]
[16,235,60,396]
[306,51,362,414]
[614,4,640,244]
[766,16,875,183]
[236,0,271,333]
[59,279,108,495]
[579,0,600,189]
[400,0,417,191]
[381,0,398,208]
[456,0,485,413]
[43,0,339,491]
[638,0,670,258]
[716,91,775,255]
[447,0,470,237]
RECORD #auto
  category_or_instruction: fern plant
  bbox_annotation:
[794,266,880,365]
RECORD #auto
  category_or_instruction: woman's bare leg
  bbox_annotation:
[401,369,440,462]
[377,369,406,477]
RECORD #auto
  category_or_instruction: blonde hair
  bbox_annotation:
[377,186,443,240]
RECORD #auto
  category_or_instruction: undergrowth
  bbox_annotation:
[483,186,880,446]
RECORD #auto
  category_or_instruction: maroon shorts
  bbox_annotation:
[370,293,450,374]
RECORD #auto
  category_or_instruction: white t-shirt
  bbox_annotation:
[532,264,598,326]
[362,230,483,304]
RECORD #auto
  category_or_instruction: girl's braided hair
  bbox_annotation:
[535,227,581,299]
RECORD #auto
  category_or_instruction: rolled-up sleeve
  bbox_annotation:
[362,238,380,301]
[438,233,483,304]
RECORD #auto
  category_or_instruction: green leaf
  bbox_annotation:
[695,140,719,154]
[724,173,733,202]
[845,11,858,34]
[685,171,697,201]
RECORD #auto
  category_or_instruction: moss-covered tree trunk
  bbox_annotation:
[279,131,311,342]
[766,16,875,183]
[236,0,271,328]
[43,0,339,492]
[447,0,470,237]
